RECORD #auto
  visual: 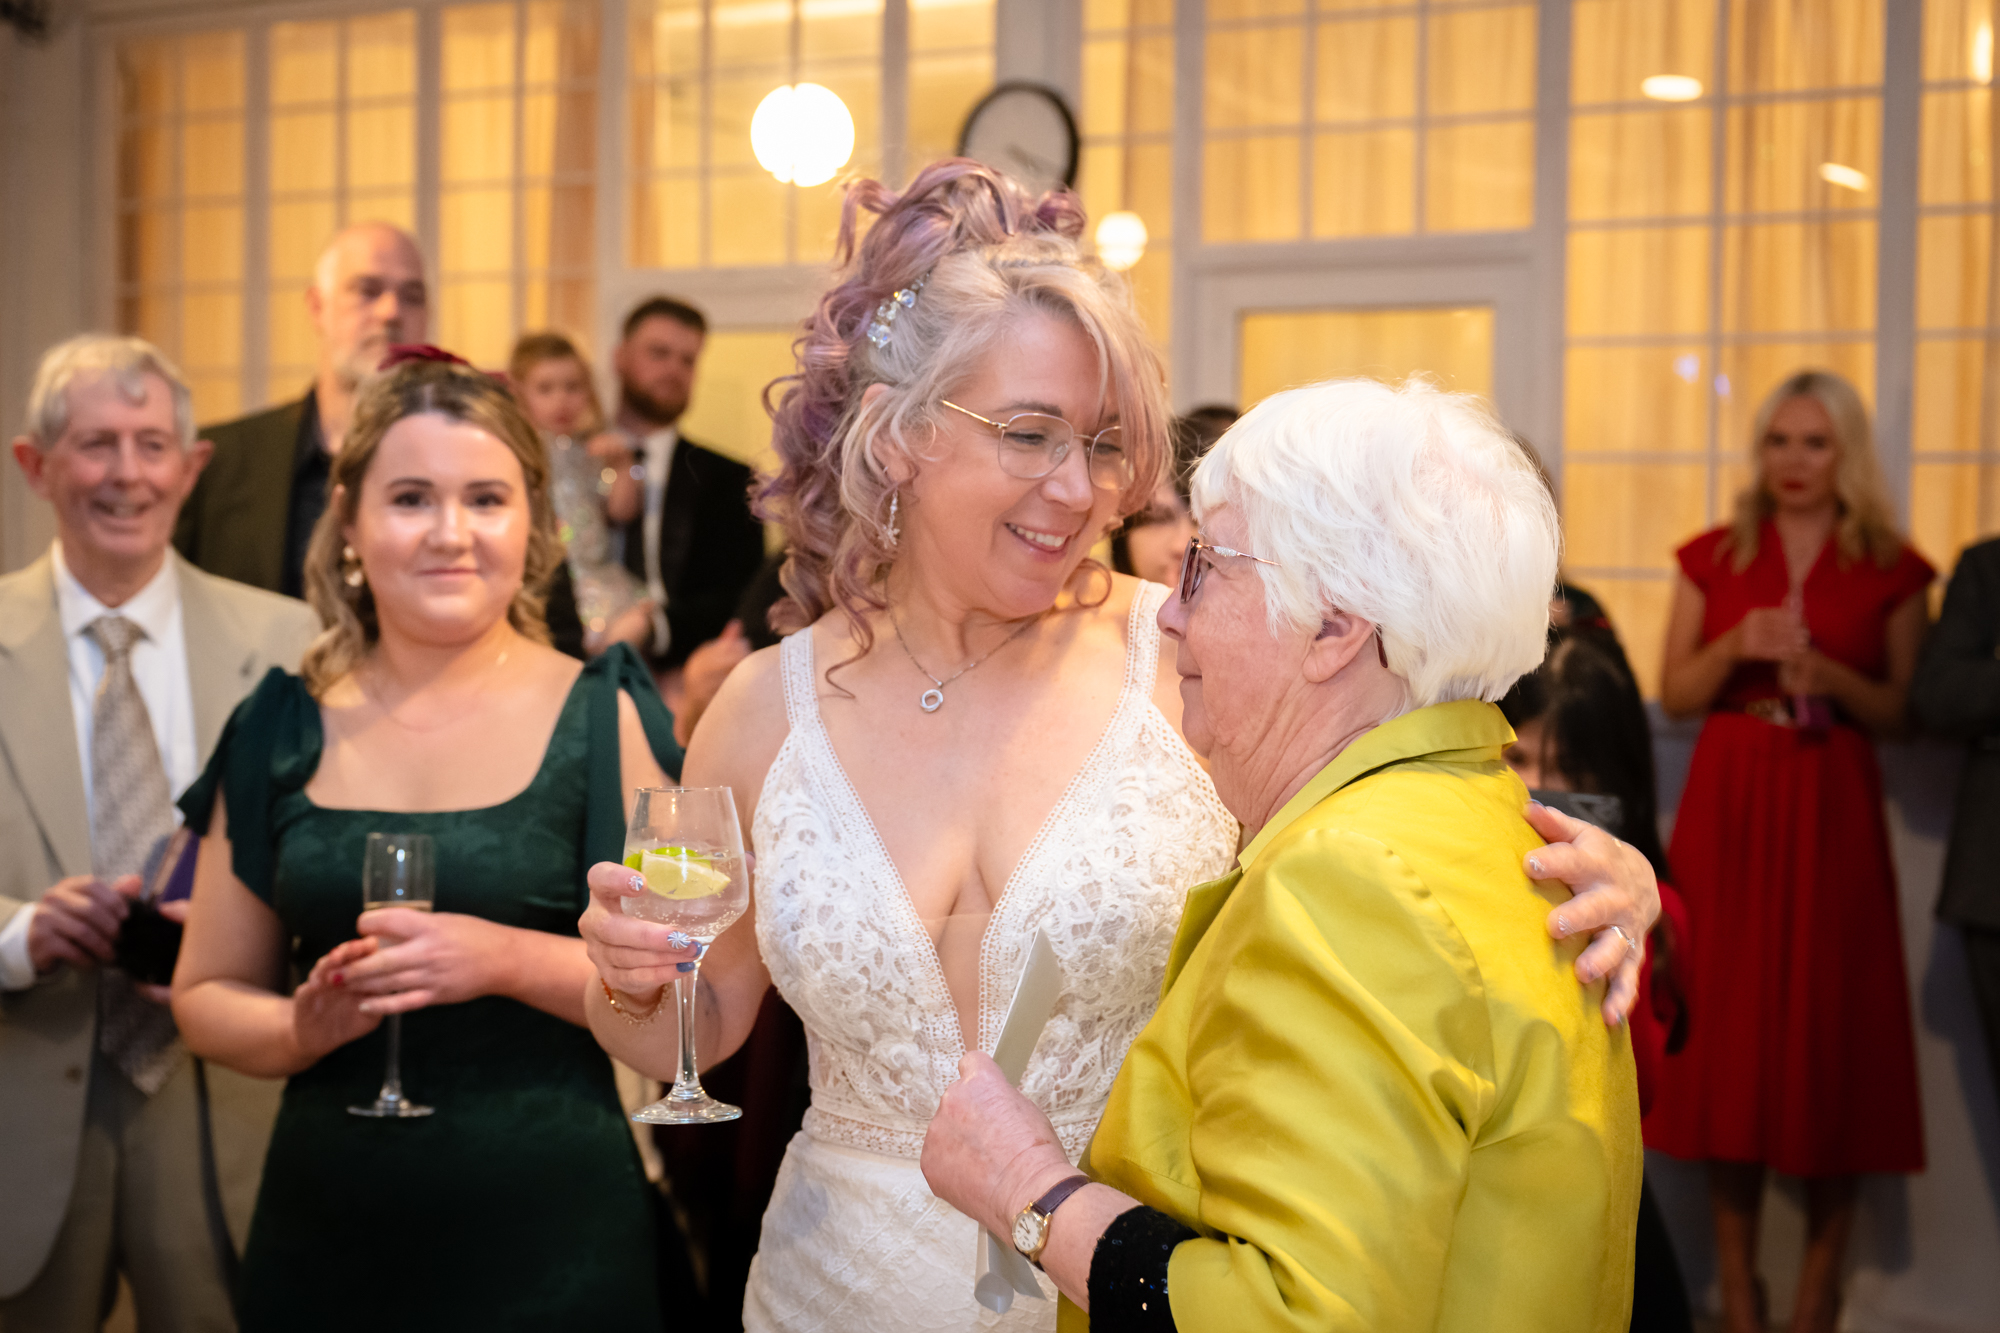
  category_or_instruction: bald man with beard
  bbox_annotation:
[173,223,426,598]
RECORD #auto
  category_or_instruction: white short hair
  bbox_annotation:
[1189,377,1559,711]
[24,334,194,450]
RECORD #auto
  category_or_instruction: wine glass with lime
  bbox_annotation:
[622,786,749,1124]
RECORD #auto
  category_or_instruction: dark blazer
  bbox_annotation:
[1912,535,2000,930]
[175,396,308,593]
[620,435,766,670]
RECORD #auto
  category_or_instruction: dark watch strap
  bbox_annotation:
[1031,1173,1094,1220]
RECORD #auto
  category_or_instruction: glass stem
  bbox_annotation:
[381,1013,406,1103]
[670,968,705,1101]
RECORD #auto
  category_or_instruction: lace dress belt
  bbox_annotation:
[804,1100,1103,1161]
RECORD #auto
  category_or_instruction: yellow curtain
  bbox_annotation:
[527,0,599,341]
[1913,0,2000,567]
[1561,0,1884,696]
[1202,1,1535,246]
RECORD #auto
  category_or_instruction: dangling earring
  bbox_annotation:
[885,490,901,549]
[341,544,367,589]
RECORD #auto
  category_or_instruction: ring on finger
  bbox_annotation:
[1609,924,1639,956]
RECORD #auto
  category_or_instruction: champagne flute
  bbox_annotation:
[622,787,749,1124]
[348,832,436,1119]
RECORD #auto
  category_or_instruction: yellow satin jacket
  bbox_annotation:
[1062,700,1640,1332]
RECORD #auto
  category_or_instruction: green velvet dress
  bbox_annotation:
[180,646,684,1333]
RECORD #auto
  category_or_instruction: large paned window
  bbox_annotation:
[1201,0,1538,245]
[116,32,249,421]
[1562,0,1884,693]
[628,0,883,269]
[114,1,598,424]
[1078,0,1174,343]
[437,1,600,365]
[267,11,419,394]
[627,0,991,271]
[1914,0,2000,566]
[908,0,997,171]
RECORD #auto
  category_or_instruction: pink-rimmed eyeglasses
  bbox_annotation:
[1180,535,1387,666]
[1178,535,1279,604]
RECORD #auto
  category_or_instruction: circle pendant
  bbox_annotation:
[919,687,945,713]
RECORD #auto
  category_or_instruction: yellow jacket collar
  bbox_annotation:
[1236,699,1517,872]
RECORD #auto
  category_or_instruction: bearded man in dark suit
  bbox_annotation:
[606,297,766,682]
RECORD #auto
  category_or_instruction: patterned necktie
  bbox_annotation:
[85,615,183,1095]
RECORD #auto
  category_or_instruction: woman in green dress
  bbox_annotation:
[171,352,682,1331]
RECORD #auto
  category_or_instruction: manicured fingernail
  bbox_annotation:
[1526,799,1545,811]
[1528,857,1547,878]
[1553,912,1569,936]
[666,931,692,951]
[629,874,647,894]
[331,971,345,987]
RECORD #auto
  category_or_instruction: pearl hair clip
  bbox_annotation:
[865,272,929,349]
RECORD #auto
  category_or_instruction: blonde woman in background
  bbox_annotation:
[170,352,687,1330]
[1651,370,1931,1333]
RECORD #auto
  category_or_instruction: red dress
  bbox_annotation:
[1645,522,1932,1176]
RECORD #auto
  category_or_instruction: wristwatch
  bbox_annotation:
[1012,1173,1093,1268]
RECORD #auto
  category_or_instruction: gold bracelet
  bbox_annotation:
[600,977,667,1025]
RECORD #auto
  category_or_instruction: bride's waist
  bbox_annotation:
[804,1098,1102,1161]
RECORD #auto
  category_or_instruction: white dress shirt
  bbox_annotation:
[638,425,679,657]
[0,545,198,989]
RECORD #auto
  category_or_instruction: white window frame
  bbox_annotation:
[82,0,1933,535]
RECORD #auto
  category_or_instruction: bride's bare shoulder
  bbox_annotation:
[683,640,791,786]
[1076,569,1157,630]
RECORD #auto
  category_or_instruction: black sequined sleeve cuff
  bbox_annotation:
[1086,1205,1197,1332]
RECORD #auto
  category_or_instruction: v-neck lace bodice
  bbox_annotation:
[751,581,1239,1161]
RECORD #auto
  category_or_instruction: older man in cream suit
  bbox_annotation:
[0,336,318,1331]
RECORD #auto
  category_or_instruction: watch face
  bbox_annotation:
[1013,1207,1049,1258]
[959,84,1078,195]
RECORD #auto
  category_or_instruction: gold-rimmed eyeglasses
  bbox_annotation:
[939,400,1134,492]
[1178,535,1279,604]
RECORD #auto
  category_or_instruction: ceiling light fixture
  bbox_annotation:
[1819,162,1869,192]
[1094,211,1148,272]
[1976,21,1994,84]
[1641,74,1703,102]
[750,83,855,188]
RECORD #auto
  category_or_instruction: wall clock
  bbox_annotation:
[957,82,1080,196]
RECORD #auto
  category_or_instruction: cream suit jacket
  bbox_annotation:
[0,550,319,1299]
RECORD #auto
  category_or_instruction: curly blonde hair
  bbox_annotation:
[1723,369,1904,573]
[754,159,1173,659]
[299,359,561,696]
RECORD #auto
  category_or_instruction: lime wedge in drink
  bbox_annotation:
[627,846,730,900]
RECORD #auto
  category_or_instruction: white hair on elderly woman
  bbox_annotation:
[1188,377,1559,710]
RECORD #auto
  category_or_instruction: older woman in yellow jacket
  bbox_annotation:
[923,378,1645,1332]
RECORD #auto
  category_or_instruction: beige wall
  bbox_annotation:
[0,5,89,573]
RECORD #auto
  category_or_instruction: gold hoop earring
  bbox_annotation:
[341,544,367,589]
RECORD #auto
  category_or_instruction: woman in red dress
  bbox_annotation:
[1652,370,1931,1333]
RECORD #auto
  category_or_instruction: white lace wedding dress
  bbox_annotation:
[742,581,1239,1332]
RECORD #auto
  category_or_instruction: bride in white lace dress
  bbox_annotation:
[579,162,1654,1333]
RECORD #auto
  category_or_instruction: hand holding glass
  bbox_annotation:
[348,832,436,1119]
[623,787,749,1124]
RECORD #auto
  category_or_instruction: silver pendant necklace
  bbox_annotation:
[890,607,1042,713]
